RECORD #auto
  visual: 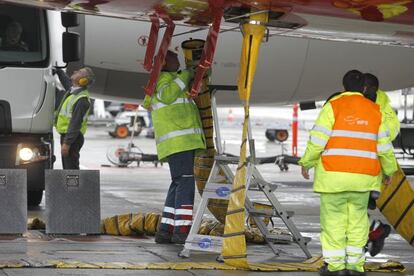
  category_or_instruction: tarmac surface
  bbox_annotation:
[2,115,413,276]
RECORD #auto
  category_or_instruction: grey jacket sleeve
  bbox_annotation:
[56,68,72,91]
[63,98,90,145]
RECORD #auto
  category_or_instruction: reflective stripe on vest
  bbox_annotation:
[322,149,377,159]
[174,77,186,90]
[156,128,203,144]
[310,135,328,147]
[331,130,377,140]
[61,92,89,118]
[312,125,332,136]
[377,142,393,152]
[378,131,389,139]
[322,94,381,176]
[152,97,193,111]
[157,78,186,101]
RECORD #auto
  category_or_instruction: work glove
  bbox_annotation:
[142,95,152,110]
[52,66,64,76]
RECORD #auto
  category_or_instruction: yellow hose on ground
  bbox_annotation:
[99,214,283,244]
[27,215,282,244]
[101,213,160,236]
[25,216,405,271]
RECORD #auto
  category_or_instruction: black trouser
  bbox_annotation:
[159,150,195,235]
[60,134,84,170]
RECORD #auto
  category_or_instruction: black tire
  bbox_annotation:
[265,129,276,142]
[131,118,144,137]
[28,191,43,206]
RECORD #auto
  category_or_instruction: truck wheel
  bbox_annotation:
[115,125,129,138]
[28,191,43,206]
[265,129,289,142]
[133,117,144,136]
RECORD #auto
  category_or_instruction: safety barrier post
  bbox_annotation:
[292,103,298,157]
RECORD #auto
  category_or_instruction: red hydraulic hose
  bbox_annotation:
[189,2,223,98]
[144,16,175,96]
[143,14,160,72]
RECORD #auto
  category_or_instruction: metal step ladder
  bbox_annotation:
[179,90,312,259]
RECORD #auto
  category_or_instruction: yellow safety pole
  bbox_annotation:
[221,11,268,268]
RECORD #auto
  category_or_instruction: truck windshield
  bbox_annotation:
[0,4,48,67]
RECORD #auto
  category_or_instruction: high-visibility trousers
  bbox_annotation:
[320,191,370,272]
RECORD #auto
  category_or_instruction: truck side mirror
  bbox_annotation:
[300,101,317,110]
[61,13,79,28]
[62,32,80,63]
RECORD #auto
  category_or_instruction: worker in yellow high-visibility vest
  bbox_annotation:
[142,50,206,244]
[362,73,400,257]
[55,67,94,169]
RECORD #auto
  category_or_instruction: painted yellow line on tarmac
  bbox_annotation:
[0,257,405,272]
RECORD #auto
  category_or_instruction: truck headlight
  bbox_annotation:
[16,143,50,165]
[19,147,34,161]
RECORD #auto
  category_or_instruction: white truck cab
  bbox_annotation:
[0,4,79,205]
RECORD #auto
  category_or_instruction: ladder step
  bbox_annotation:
[249,178,278,191]
[293,236,312,245]
[215,155,239,164]
[249,182,278,192]
[184,234,223,253]
[265,233,293,244]
[249,208,294,218]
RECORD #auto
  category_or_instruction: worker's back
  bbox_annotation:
[151,71,205,161]
[307,92,393,193]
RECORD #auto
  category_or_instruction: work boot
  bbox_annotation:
[368,191,380,210]
[346,269,366,276]
[319,264,347,276]
[368,220,391,256]
[368,196,377,210]
[154,230,172,244]
[171,233,188,244]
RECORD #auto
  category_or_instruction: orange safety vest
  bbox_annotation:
[322,95,382,176]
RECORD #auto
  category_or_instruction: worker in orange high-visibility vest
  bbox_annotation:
[323,73,400,259]
[299,70,397,276]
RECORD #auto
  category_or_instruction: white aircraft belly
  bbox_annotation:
[83,15,414,105]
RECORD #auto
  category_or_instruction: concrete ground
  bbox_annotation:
[2,118,413,276]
